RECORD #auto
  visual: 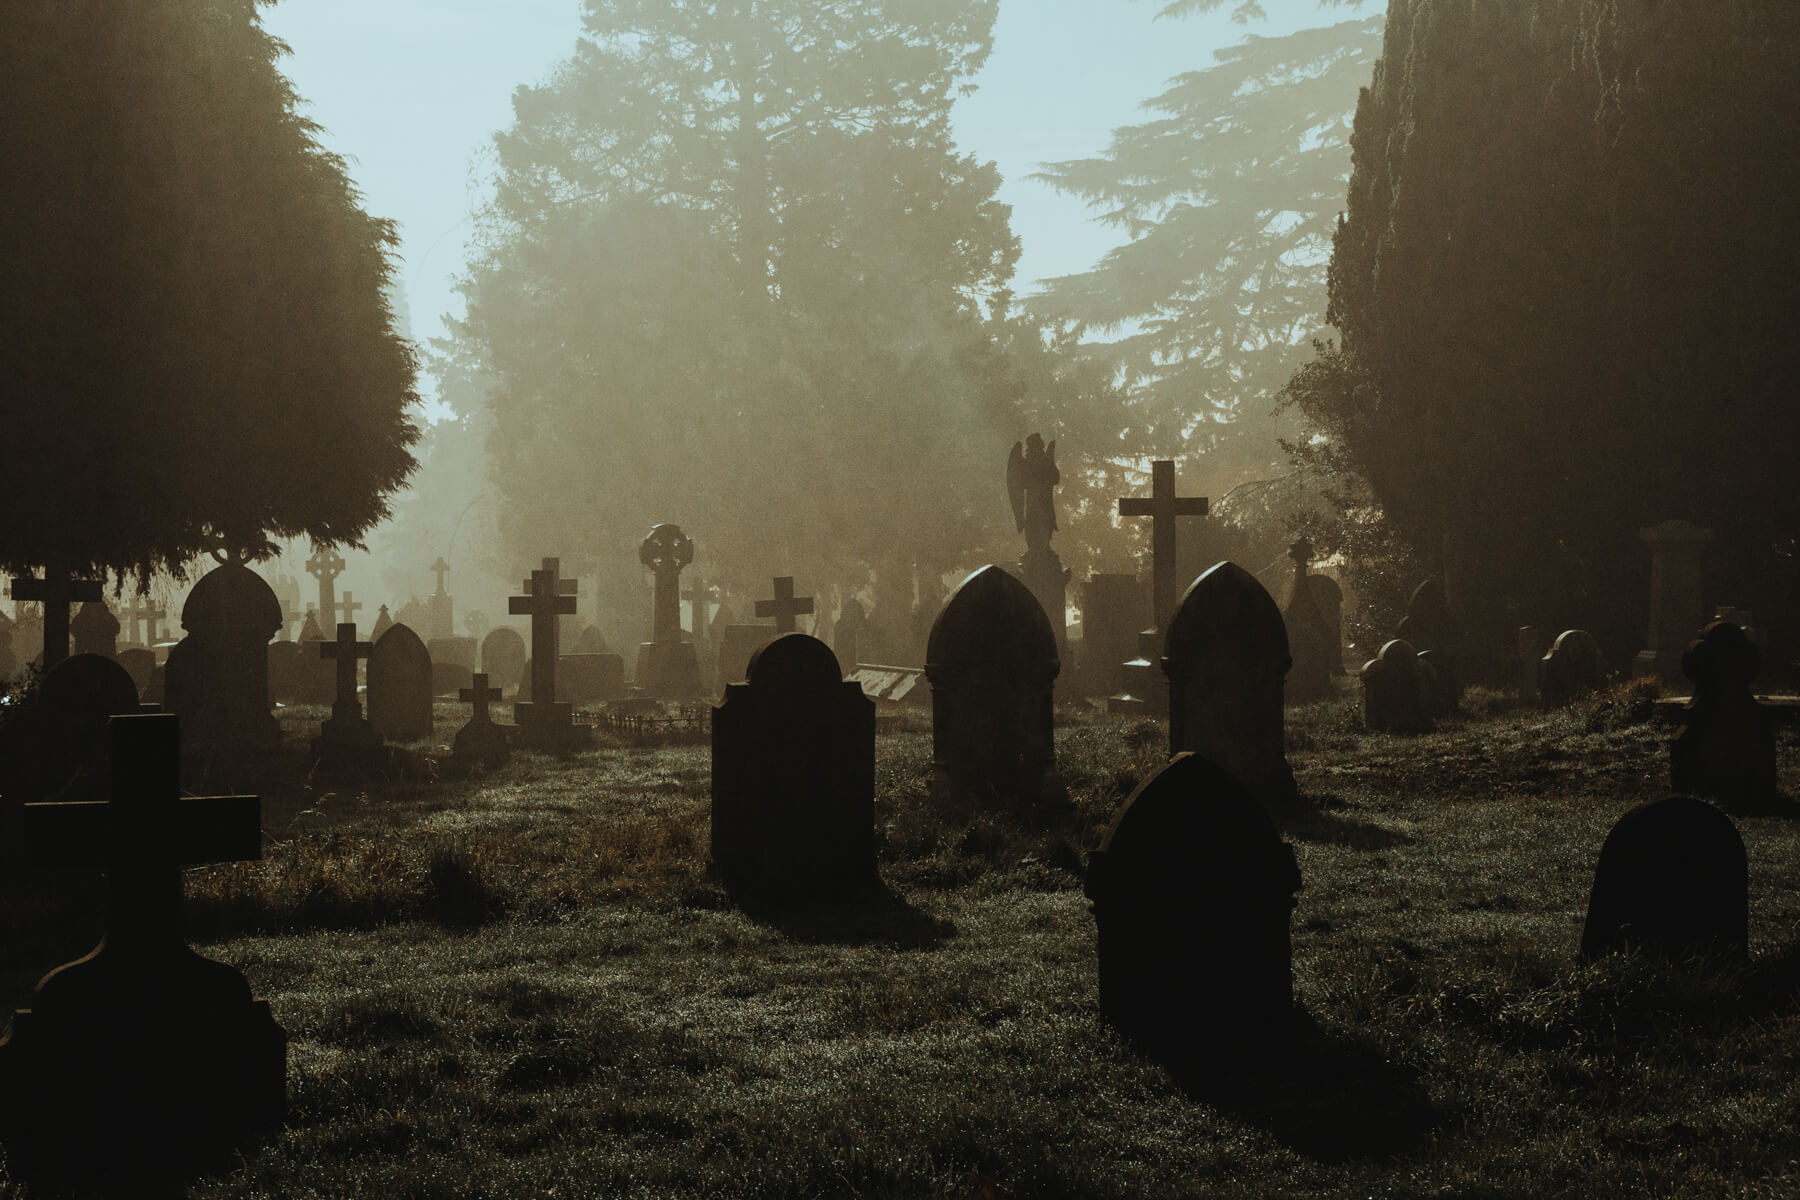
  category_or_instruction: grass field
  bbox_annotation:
[4,682,1800,1198]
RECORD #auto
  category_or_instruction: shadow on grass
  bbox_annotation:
[1165,1011,1436,1164]
[1288,798,1416,851]
[737,882,958,951]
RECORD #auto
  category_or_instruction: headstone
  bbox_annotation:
[1116,460,1209,640]
[1361,639,1434,734]
[11,565,103,670]
[1008,433,1071,664]
[1540,629,1604,708]
[0,714,284,1193]
[1280,539,1335,703]
[508,558,590,748]
[428,635,478,673]
[481,626,527,694]
[711,634,876,904]
[115,647,156,696]
[426,556,454,641]
[1670,621,1778,811]
[1396,579,1461,715]
[1634,519,1714,684]
[313,622,381,758]
[161,563,282,756]
[432,661,474,698]
[70,601,120,659]
[833,598,869,671]
[1580,795,1748,962]
[367,623,434,742]
[371,603,394,641]
[304,545,345,630]
[289,607,336,704]
[122,594,167,650]
[1165,561,1299,821]
[338,590,363,629]
[755,576,814,634]
[1079,573,1144,699]
[924,565,1062,810]
[635,525,704,698]
[1085,752,1303,1060]
[571,624,611,655]
[452,674,509,767]
[0,654,140,803]
[559,652,626,702]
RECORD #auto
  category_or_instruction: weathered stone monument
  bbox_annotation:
[11,563,103,670]
[711,634,877,905]
[452,674,510,768]
[1540,629,1605,708]
[1280,538,1336,703]
[1580,795,1748,962]
[636,525,704,698]
[70,600,119,659]
[1634,519,1713,684]
[925,565,1062,810]
[426,556,455,641]
[1086,752,1303,1061]
[1670,621,1778,811]
[313,622,381,761]
[509,557,591,748]
[1166,561,1298,821]
[1110,460,1208,713]
[1361,639,1435,734]
[161,563,282,757]
[756,575,815,635]
[0,714,284,1193]
[1008,433,1070,665]
[367,622,435,742]
[305,544,345,631]
[481,626,528,695]
[122,594,166,650]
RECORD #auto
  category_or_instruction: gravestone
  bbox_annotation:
[123,594,167,650]
[711,634,876,905]
[635,525,704,698]
[1540,629,1604,708]
[429,635,478,673]
[1361,639,1435,734]
[161,563,282,756]
[1110,462,1208,714]
[1281,538,1335,703]
[426,556,454,641]
[371,603,394,641]
[755,576,814,634]
[367,623,434,742]
[313,623,381,761]
[1670,621,1778,811]
[833,598,869,671]
[1396,579,1461,715]
[452,674,510,768]
[305,545,345,630]
[924,565,1062,810]
[1580,795,1748,962]
[572,624,611,654]
[509,558,591,748]
[115,647,156,696]
[1165,561,1298,821]
[11,565,103,670]
[1634,519,1713,684]
[70,601,120,659]
[1009,433,1070,665]
[0,714,284,1193]
[1086,752,1303,1061]
[0,654,140,804]
[481,626,528,694]
[1079,573,1144,698]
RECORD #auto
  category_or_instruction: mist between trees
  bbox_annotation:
[8,0,1795,675]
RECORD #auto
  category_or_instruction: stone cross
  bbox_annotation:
[509,557,577,713]
[319,622,373,720]
[305,546,346,631]
[12,564,103,669]
[430,557,451,596]
[756,576,815,635]
[124,596,167,647]
[638,525,693,647]
[1117,459,1208,633]
[460,673,502,723]
[338,590,363,627]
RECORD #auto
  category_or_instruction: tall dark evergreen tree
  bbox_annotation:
[1,0,420,582]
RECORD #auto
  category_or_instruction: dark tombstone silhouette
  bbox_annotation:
[1580,795,1748,962]
[1111,461,1209,714]
[1395,579,1461,715]
[1539,629,1605,708]
[11,565,102,670]
[1280,539,1335,703]
[371,603,394,641]
[0,714,284,1194]
[636,525,704,698]
[924,565,1062,811]
[509,558,591,748]
[115,646,156,696]
[69,601,119,659]
[481,626,528,694]
[161,563,282,757]
[756,575,814,634]
[313,623,381,763]
[0,654,140,804]
[833,598,869,671]
[1164,562,1298,821]
[711,634,877,906]
[1009,433,1070,665]
[367,622,434,742]
[432,660,475,698]
[1086,752,1303,1063]
[1670,621,1779,811]
[452,674,510,768]
[1361,639,1435,734]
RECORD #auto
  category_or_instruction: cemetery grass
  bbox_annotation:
[7,688,1800,1198]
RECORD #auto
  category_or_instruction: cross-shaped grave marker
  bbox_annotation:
[305,546,346,631]
[338,590,363,628]
[430,557,451,596]
[756,576,815,635]
[319,622,373,722]
[508,557,586,745]
[461,673,502,722]
[12,564,103,669]
[452,673,509,766]
[123,596,167,647]
[1117,459,1209,633]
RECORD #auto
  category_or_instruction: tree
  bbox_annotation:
[1,0,419,585]
[446,0,1117,626]
[1026,5,1378,491]
[1285,0,1800,660]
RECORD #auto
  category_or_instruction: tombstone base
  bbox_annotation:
[452,716,512,767]
[513,701,593,750]
[0,944,285,1193]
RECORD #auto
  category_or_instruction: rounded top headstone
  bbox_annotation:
[926,565,1057,673]
[1165,560,1288,668]
[40,653,140,727]
[1682,620,1760,691]
[181,563,281,639]
[746,632,844,691]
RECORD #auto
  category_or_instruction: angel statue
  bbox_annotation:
[1006,433,1060,556]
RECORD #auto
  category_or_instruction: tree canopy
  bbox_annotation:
[1285,0,1800,655]
[1,0,419,584]
[447,0,1115,619]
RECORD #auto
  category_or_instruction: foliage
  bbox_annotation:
[0,0,420,584]
[1284,0,1800,658]
[1028,10,1381,490]
[445,0,1120,621]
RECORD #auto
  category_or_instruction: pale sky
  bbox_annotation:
[260,0,1329,408]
